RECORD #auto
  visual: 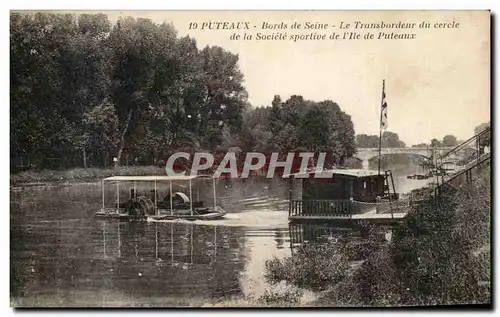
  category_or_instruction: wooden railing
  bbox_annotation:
[289,199,353,218]
[434,127,491,184]
[434,153,490,197]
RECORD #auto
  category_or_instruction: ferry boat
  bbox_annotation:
[94,175,226,221]
[287,169,405,222]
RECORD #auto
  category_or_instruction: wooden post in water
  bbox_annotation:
[101,180,105,210]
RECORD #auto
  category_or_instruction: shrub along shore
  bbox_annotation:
[260,166,491,307]
[10,166,165,186]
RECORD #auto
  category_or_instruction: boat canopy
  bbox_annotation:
[283,169,382,179]
[102,175,213,181]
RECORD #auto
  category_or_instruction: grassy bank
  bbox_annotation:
[10,166,165,186]
[264,166,491,307]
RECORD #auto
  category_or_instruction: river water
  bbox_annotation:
[10,168,431,307]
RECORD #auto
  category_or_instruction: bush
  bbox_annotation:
[265,238,350,291]
[272,166,491,307]
[258,282,303,306]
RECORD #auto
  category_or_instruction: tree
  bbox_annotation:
[430,138,442,148]
[381,131,406,148]
[412,143,428,148]
[237,95,357,169]
[195,45,248,150]
[356,134,379,148]
[238,106,273,154]
[475,122,491,148]
[106,17,162,167]
[10,13,111,169]
[442,135,458,147]
[10,13,250,170]
[83,100,120,166]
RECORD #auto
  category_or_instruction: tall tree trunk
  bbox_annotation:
[115,109,133,168]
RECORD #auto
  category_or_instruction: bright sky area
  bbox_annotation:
[85,10,489,146]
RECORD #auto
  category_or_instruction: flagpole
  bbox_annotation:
[378,79,385,176]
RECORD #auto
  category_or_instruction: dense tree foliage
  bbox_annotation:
[442,134,458,147]
[411,143,428,148]
[475,121,491,148]
[356,134,379,148]
[356,131,405,148]
[239,95,356,167]
[11,13,357,172]
[11,13,248,170]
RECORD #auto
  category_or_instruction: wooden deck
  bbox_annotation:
[289,211,407,225]
[289,199,409,225]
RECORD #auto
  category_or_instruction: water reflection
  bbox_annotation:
[288,221,392,254]
[95,221,247,301]
[10,181,291,306]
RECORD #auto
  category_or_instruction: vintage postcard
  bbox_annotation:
[10,10,491,308]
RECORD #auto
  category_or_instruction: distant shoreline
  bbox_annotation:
[10,166,165,188]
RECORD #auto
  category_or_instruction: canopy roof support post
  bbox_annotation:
[154,180,158,215]
[189,179,193,216]
[102,180,105,210]
[213,178,217,210]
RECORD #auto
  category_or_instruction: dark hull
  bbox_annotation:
[94,206,226,221]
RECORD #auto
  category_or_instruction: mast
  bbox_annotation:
[378,79,386,176]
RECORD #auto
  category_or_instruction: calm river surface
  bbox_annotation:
[10,171,429,307]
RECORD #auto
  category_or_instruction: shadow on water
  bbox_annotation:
[10,177,292,307]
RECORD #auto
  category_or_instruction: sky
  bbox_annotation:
[83,10,489,146]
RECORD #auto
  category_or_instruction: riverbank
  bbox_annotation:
[10,166,165,187]
[263,165,491,307]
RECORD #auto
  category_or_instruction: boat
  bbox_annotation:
[287,168,403,221]
[94,175,227,220]
[407,174,429,180]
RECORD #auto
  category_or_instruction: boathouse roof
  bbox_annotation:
[103,175,213,181]
[283,169,382,179]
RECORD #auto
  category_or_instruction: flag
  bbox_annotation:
[380,80,388,130]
